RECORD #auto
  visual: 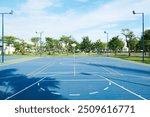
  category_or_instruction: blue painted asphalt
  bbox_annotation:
[0,56,150,100]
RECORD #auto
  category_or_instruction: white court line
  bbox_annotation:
[104,67,123,76]
[85,59,123,76]
[0,57,40,67]
[4,60,60,100]
[96,74,147,100]
[69,94,80,96]
[5,74,57,100]
[5,77,46,100]
[43,79,106,82]
[0,59,59,80]
[51,92,61,95]
[104,87,109,91]
[89,91,99,95]
[40,87,46,92]
[0,75,23,80]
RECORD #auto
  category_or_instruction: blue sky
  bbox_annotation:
[0,0,150,42]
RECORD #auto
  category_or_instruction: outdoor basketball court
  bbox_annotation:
[0,56,150,100]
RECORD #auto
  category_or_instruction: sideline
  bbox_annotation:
[0,57,40,67]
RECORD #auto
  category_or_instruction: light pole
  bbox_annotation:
[104,31,109,57]
[72,43,76,76]
[0,10,13,63]
[36,32,43,56]
[132,10,145,63]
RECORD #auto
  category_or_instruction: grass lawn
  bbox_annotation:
[108,53,150,64]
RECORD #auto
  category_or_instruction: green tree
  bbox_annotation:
[94,39,105,54]
[31,37,40,54]
[129,37,139,53]
[108,36,124,55]
[20,40,27,55]
[80,36,92,53]
[60,36,74,55]
[13,42,22,53]
[121,29,138,56]
[46,37,55,55]
[4,36,16,46]
[144,29,150,57]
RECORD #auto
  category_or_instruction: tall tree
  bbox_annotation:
[46,37,55,55]
[121,29,135,56]
[108,36,124,55]
[4,36,16,46]
[31,37,40,54]
[80,36,92,53]
[144,29,150,57]
[94,39,105,54]
[60,36,74,55]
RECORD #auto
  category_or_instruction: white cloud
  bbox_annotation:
[20,0,61,15]
[2,0,150,42]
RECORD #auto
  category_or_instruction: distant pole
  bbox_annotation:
[1,14,4,63]
[132,10,145,63]
[72,43,76,76]
[0,10,13,63]
[36,32,43,56]
[104,31,109,57]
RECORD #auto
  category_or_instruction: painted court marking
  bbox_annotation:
[96,74,147,100]
[104,87,109,91]
[69,94,81,97]
[89,91,99,95]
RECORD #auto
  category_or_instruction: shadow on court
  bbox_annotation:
[105,76,150,87]
[0,69,67,100]
[83,63,150,74]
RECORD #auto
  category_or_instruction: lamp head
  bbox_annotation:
[132,10,136,14]
[10,10,13,14]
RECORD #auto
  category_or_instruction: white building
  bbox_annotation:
[0,41,15,55]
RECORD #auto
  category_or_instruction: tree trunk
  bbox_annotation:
[128,44,131,56]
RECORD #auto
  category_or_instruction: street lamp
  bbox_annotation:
[104,31,109,56]
[36,32,43,56]
[72,43,76,76]
[132,10,145,63]
[0,10,13,63]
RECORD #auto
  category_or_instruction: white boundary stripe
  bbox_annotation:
[51,92,61,95]
[0,59,58,80]
[4,58,61,100]
[5,74,57,100]
[43,79,106,82]
[96,75,147,100]
[104,87,109,91]
[4,59,60,100]
[0,57,40,67]
[85,59,123,76]
[5,77,46,100]
[69,94,80,96]
[0,75,23,80]
[89,91,99,95]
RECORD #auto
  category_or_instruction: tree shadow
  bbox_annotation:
[105,76,150,87]
[81,62,150,88]
[0,69,67,100]
[82,63,150,74]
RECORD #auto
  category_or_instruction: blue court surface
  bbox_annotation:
[0,56,150,100]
